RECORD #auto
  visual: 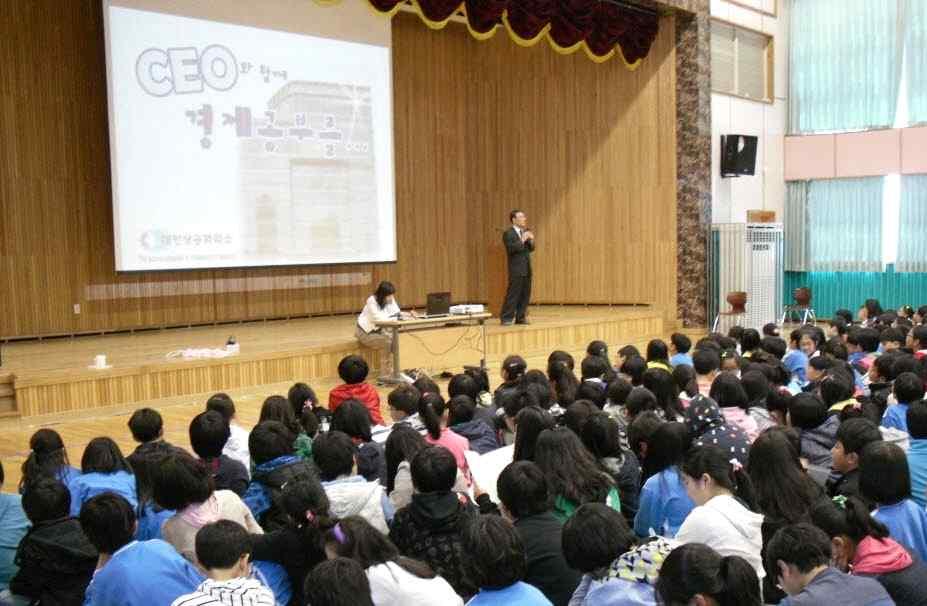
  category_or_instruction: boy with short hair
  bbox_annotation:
[827,418,883,499]
[668,333,692,368]
[908,325,927,360]
[189,411,250,497]
[880,328,906,353]
[907,401,927,507]
[313,431,392,533]
[206,393,251,475]
[328,355,384,425]
[127,407,184,501]
[766,523,892,606]
[170,520,275,606]
[10,478,98,604]
[80,493,203,606]
[692,349,720,397]
[386,384,423,430]
[882,371,925,433]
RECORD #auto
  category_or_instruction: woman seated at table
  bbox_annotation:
[357,281,404,378]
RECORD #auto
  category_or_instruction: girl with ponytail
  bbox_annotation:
[18,428,80,493]
[656,543,761,606]
[676,445,766,584]
[419,392,471,481]
[810,495,927,604]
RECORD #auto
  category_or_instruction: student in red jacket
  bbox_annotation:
[329,355,384,425]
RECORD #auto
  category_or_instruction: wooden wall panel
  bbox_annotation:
[0,3,677,338]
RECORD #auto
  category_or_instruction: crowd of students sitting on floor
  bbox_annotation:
[3,298,927,605]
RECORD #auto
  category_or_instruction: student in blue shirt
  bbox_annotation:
[462,516,553,606]
[79,493,203,606]
[906,401,927,507]
[0,461,30,593]
[860,441,927,562]
[68,437,137,517]
[17,428,81,494]
[881,372,924,433]
[633,422,694,538]
[783,329,809,387]
[668,333,693,368]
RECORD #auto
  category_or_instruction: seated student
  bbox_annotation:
[860,441,927,561]
[804,356,832,393]
[764,322,781,337]
[512,406,555,464]
[683,395,751,465]
[692,349,720,397]
[633,422,694,538]
[784,329,810,387]
[619,355,647,388]
[206,393,251,476]
[0,462,27,595]
[675,445,765,583]
[760,335,788,361]
[741,369,777,433]
[170,520,275,606]
[788,393,839,484]
[827,418,883,499]
[126,407,183,497]
[604,377,633,419]
[534,428,620,521]
[644,340,672,373]
[79,493,204,606]
[829,317,849,341]
[719,349,742,375]
[386,384,423,430]
[388,446,479,599]
[496,462,581,606]
[765,523,893,606]
[740,328,761,361]
[324,516,463,605]
[882,371,924,433]
[259,395,313,460]
[562,503,675,606]
[819,371,857,415]
[907,401,927,507]
[331,399,387,485]
[287,381,325,429]
[670,364,697,409]
[547,354,578,409]
[641,369,684,422]
[709,372,759,441]
[866,354,896,415]
[450,370,495,421]
[668,333,693,368]
[615,345,640,369]
[447,395,499,455]
[626,410,662,466]
[848,328,881,374]
[579,413,640,523]
[314,431,392,532]
[462,516,552,606]
[69,437,137,517]
[580,355,611,389]
[18,428,80,493]
[880,328,906,353]
[243,421,319,531]
[304,558,375,606]
[9,479,97,605]
[152,452,262,565]
[189,411,249,497]
[419,392,470,479]
[656,543,760,606]
[811,495,927,606]
[329,355,384,425]
[495,355,528,406]
[907,325,927,359]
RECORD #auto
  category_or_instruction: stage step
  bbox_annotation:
[0,373,16,415]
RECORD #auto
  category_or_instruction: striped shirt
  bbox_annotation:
[171,578,276,606]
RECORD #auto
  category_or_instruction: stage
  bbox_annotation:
[0,305,674,420]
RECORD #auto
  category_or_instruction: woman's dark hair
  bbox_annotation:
[301,408,321,438]
[313,431,357,481]
[499,388,538,421]
[280,479,337,553]
[259,395,302,436]
[740,370,769,405]
[656,544,761,606]
[587,340,609,359]
[20,428,70,491]
[561,400,597,436]
[502,355,527,382]
[865,298,883,320]
[497,461,550,519]
[412,376,440,397]
[326,516,435,579]
[606,378,633,406]
[249,420,296,465]
[447,394,476,426]
[581,355,611,382]
[646,339,669,363]
[859,441,911,505]
[562,503,636,573]
[151,452,214,511]
[189,410,230,459]
[447,373,479,400]
[819,373,854,407]
[575,381,607,409]
[788,392,828,430]
[81,437,132,475]
[620,356,647,386]
[384,424,427,494]
[304,558,374,606]
[641,422,689,480]
[625,387,658,418]
[522,373,552,409]
[810,495,888,544]
[464,366,491,393]
[747,427,821,522]
[740,328,761,353]
[418,392,447,441]
[534,428,614,506]
[708,372,749,410]
[672,365,698,398]
[548,359,579,406]
[513,406,555,462]
[548,350,575,372]
[641,368,683,420]
[79,493,136,555]
[410,445,457,493]
[287,382,318,418]
[580,413,623,460]
[462,516,526,590]
[21,478,71,524]
[374,281,396,309]
[330,399,373,442]
[617,345,641,361]
[205,393,236,422]
[681,445,756,509]
[628,411,663,460]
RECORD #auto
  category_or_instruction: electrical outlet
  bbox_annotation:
[73,304,81,314]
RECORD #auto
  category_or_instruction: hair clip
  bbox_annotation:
[333,523,347,544]
[729,458,743,472]
[832,495,847,510]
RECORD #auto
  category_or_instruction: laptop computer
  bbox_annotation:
[423,292,451,318]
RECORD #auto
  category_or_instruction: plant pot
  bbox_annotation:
[726,291,747,314]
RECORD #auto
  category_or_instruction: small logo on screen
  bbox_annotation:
[140,230,169,251]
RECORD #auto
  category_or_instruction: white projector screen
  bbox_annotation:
[103,0,396,271]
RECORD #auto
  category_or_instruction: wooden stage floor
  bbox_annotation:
[0,305,693,489]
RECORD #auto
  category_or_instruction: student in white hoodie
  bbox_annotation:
[315,431,394,534]
[675,444,766,585]
[324,516,463,606]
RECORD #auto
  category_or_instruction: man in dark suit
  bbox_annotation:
[500,209,534,325]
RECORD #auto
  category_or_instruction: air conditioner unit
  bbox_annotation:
[708,223,784,333]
